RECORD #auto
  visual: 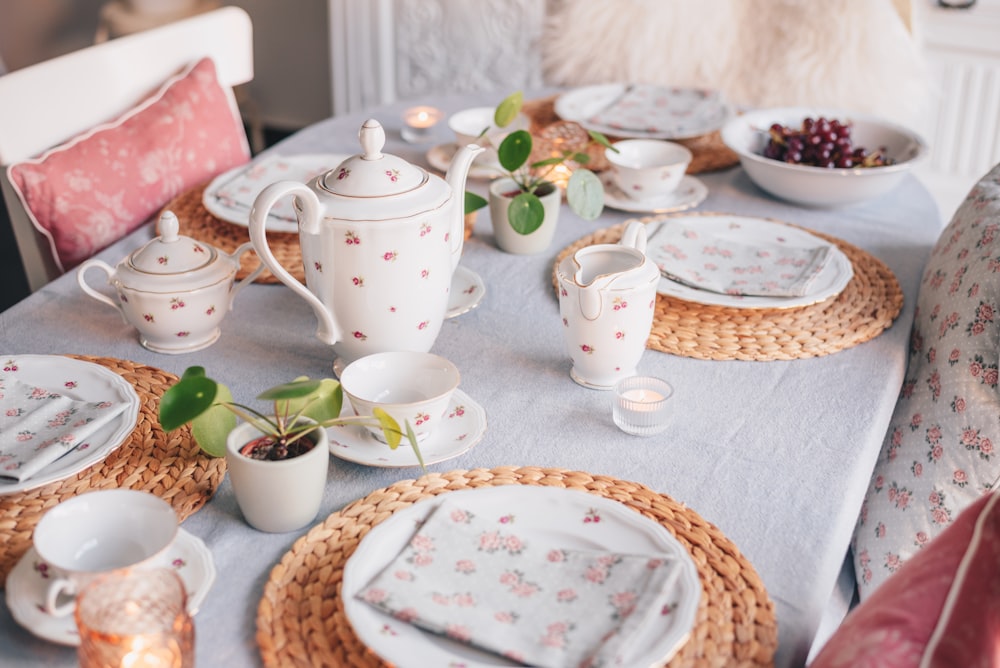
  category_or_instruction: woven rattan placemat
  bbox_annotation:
[522,95,740,174]
[554,214,904,361]
[0,355,225,583]
[257,466,777,667]
[159,183,300,284]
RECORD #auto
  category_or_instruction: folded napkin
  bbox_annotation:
[356,497,681,668]
[0,377,128,483]
[648,220,833,297]
[209,154,339,222]
[586,84,721,135]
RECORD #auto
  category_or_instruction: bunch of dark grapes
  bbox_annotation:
[762,117,894,169]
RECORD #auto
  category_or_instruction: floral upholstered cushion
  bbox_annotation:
[7,57,250,273]
[851,162,1000,599]
[814,491,1000,668]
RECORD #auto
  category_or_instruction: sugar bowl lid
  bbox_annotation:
[118,211,235,292]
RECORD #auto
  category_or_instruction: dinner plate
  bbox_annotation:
[649,214,854,309]
[328,389,486,468]
[602,172,708,213]
[202,153,349,232]
[447,265,485,319]
[4,528,215,646]
[555,83,729,140]
[0,355,140,496]
[426,143,505,180]
[342,486,700,667]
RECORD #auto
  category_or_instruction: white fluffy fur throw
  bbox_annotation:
[542,0,930,130]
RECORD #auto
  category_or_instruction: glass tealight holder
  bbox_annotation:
[75,567,194,668]
[401,106,443,144]
[613,376,673,436]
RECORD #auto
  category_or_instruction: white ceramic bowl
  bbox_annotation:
[447,106,530,163]
[721,107,928,207]
[605,139,693,200]
[339,351,461,442]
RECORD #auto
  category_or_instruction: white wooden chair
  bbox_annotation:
[0,5,253,293]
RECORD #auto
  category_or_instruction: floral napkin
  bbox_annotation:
[208,154,340,223]
[586,84,724,136]
[647,219,834,297]
[355,497,681,668]
[0,377,128,482]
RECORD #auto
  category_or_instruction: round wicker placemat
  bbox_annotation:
[159,183,301,284]
[257,466,777,668]
[0,356,226,583]
[554,215,904,361]
[522,95,740,174]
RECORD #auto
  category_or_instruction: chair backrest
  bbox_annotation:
[0,6,253,292]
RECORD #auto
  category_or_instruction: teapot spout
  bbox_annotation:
[445,143,485,265]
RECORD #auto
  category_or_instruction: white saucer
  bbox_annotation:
[328,389,486,468]
[447,266,485,319]
[426,143,504,180]
[601,173,708,213]
[4,528,215,647]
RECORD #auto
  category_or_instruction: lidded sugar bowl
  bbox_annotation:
[77,211,263,353]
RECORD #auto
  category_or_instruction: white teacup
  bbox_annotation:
[340,351,460,443]
[448,106,530,165]
[32,489,178,617]
[605,139,693,200]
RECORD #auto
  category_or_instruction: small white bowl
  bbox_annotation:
[721,107,928,207]
[339,351,461,442]
[605,139,693,200]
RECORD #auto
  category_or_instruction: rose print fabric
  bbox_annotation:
[356,498,681,668]
[852,162,1000,599]
[585,84,726,136]
[647,219,833,297]
[207,154,340,224]
[0,377,128,482]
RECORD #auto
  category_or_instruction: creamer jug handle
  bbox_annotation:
[248,181,341,345]
[619,220,648,254]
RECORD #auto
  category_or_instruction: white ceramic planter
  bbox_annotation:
[489,178,561,255]
[225,419,328,533]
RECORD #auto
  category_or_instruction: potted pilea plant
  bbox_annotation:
[159,367,423,532]
[465,91,617,254]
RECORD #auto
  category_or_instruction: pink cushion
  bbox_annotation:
[7,57,250,272]
[812,491,1000,668]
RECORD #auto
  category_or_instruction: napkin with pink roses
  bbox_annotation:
[586,84,725,135]
[0,377,128,482]
[648,219,834,297]
[355,497,682,668]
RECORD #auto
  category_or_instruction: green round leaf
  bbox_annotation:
[158,375,218,432]
[297,379,343,424]
[566,170,604,221]
[494,91,523,127]
[497,130,532,172]
[507,192,545,235]
[190,384,236,458]
[465,190,488,215]
[372,407,402,448]
[258,377,322,401]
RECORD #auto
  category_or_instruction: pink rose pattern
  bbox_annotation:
[356,498,679,667]
[853,164,1000,599]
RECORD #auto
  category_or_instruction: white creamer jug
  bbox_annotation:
[556,221,660,389]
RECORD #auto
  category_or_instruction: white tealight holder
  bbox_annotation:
[401,106,443,144]
[612,376,673,436]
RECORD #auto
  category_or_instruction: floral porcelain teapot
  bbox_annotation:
[77,211,262,354]
[249,119,483,366]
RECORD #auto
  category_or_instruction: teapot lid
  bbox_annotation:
[129,211,217,274]
[320,119,428,198]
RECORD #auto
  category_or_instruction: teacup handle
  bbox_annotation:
[619,220,648,254]
[76,260,127,324]
[43,577,78,617]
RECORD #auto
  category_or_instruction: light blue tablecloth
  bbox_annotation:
[0,92,942,667]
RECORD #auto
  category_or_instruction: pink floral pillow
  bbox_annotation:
[7,57,250,273]
[812,491,1000,667]
[852,162,1000,598]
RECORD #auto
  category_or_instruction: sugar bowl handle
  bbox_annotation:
[77,259,127,324]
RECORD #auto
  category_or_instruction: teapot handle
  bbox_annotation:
[248,181,341,345]
[76,259,127,323]
[226,242,266,307]
[619,220,648,254]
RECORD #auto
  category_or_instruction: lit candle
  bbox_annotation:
[401,106,443,143]
[613,376,673,436]
[548,162,574,191]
